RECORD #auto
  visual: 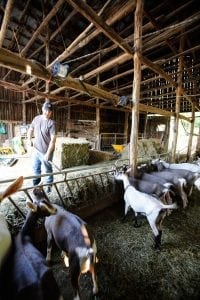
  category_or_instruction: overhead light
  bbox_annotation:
[118,95,129,106]
[52,62,69,78]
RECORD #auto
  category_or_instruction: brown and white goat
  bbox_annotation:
[45,204,98,300]
[0,187,63,300]
[0,176,23,269]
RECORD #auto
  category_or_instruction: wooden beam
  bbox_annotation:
[67,4,198,108]
[0,0,14,47]
[66,0,134,56]
[22,0,135,88]
[83,53,130,80]
[0,47,118,105]
[50,0,135,67]
[21,0,65,56]
[29,9,77,59]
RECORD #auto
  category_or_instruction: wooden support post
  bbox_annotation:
[67,100,71,137]
[187,102,195,161]
[171,36,184,162]
[96,73,101,150]
[130,0,143,174]
[96,99,100,150]
[124,112,129,144]
[22,91,26,124]
[143,112,148,138]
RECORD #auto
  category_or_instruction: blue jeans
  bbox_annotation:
[32,149,53,186]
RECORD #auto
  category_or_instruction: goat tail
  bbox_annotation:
[162,202,178,210]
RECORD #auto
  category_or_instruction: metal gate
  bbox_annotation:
[0,163,120,234]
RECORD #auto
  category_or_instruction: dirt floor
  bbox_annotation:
[49,191,200,300]
[0,156,33,180]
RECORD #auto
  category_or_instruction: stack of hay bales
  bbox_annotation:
[120,138,165,163]
[54,137,90,169]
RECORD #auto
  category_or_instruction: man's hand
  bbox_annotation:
[43,153,49,161]
[27,140,33,153]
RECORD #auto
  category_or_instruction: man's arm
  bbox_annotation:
[27,127,34,147]
[44,134,56,161]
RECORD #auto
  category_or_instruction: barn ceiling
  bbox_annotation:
[0,0,200,115]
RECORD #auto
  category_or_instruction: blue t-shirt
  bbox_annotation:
[30,115,56,154]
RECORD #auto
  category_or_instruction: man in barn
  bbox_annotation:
[27,101,57,193]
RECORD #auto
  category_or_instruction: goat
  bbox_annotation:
[136,163,188,208]
[152,158,200,173]
[45,204,98,300]
[136,165,174,189]
[149,170,188,208]
[113,170,177,250]
[0,176,23,269]
[120,165,173,205]
[0,187,63,300]
[151,159,200,196]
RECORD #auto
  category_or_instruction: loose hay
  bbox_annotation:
[52,189,200,300]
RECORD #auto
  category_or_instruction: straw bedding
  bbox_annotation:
[51,189,200,300]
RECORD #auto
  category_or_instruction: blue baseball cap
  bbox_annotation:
[42,102,53,111]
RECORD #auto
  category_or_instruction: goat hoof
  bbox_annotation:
[46,259,52,266]
[134,223,141,228]
[120,218,126,223]
[154,245,161,251]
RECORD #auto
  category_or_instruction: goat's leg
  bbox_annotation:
[154,210,166,249]
[90,262,98,295]
[147,211,161,250]
[154,230,162,250]
[91,241,98,294]
[133,212,140,228]
[121,202,130,222]
[69,256,81,300]
[177,181,188,208]
[46,231,53,263]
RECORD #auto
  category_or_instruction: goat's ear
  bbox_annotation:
[110,165,117,175]
[1,176,23,200]
[126,167,131,173]
[26,199,37,212]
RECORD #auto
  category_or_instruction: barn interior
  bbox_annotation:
[0,1,200,300]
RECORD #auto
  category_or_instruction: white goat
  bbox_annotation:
[152,159,200,173]
[114,171,177,250]
[152,159,200,192]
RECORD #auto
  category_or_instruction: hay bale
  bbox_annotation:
[88,149,114,164]
[54,137,90,169]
